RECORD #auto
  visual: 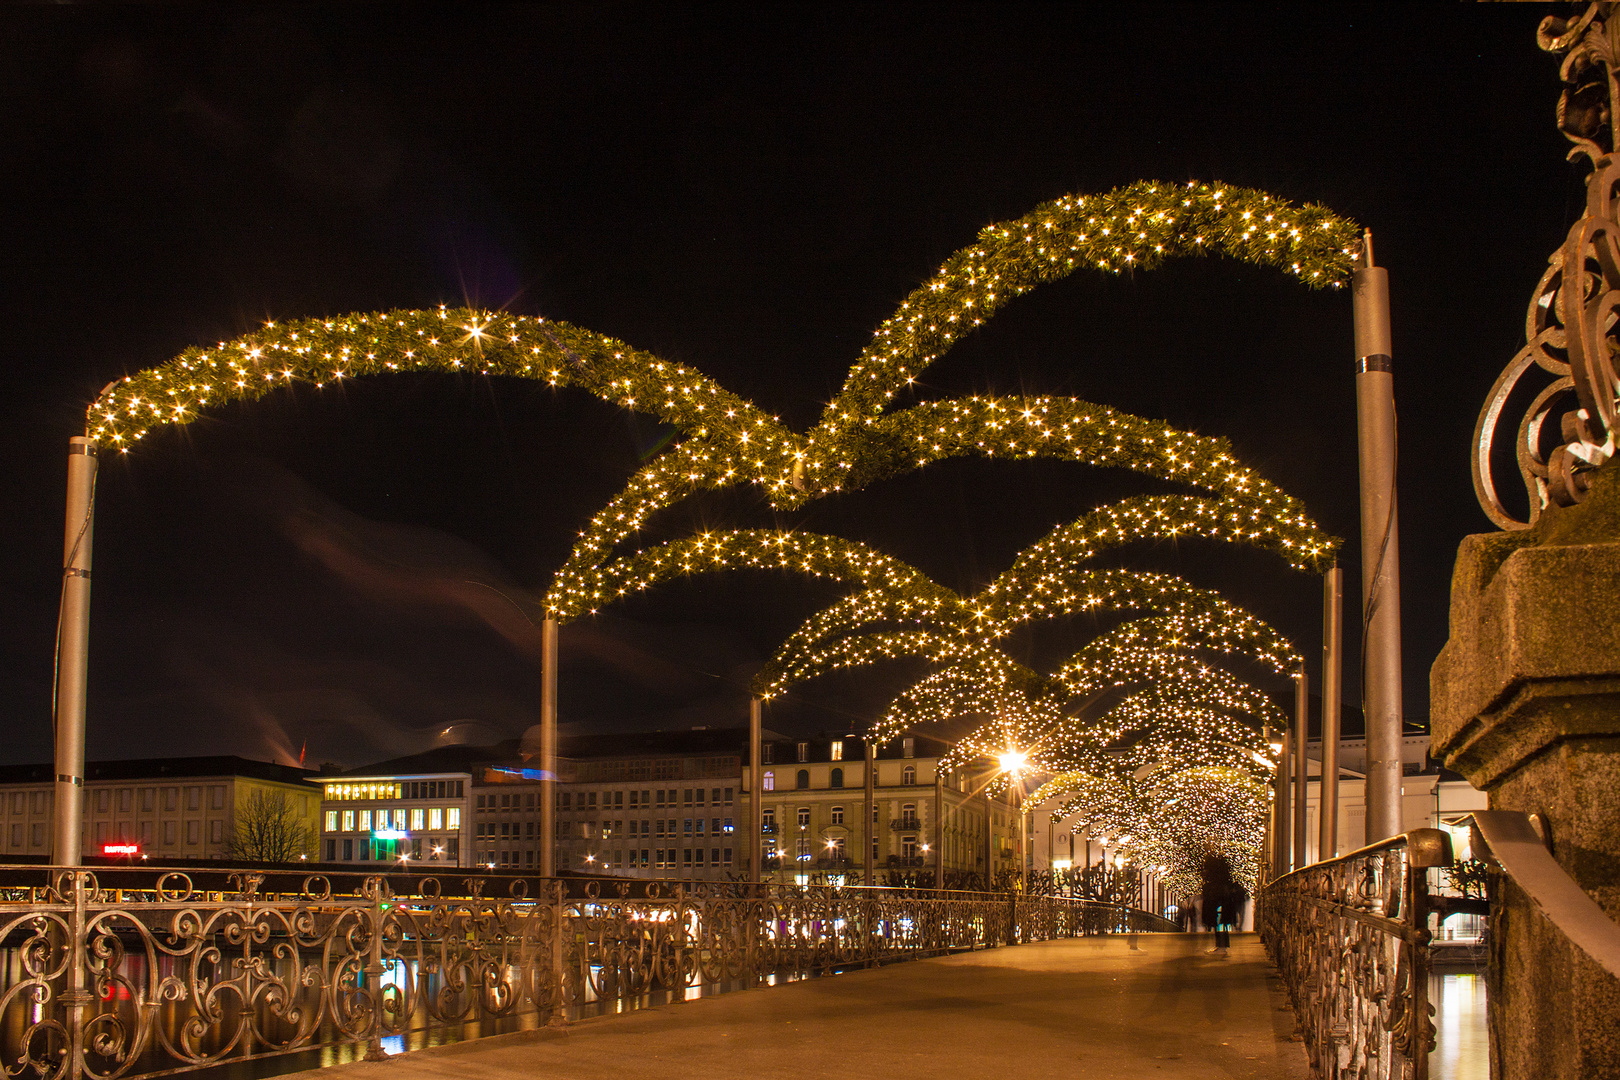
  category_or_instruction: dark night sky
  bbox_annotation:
[0,5,1580,768]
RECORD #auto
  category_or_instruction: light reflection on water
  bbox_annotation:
[0,944,808,1080]
[1430,971,1488,1080]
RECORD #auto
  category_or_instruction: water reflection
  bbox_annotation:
[1430,971,1488,1080]
[1,943,809,1080]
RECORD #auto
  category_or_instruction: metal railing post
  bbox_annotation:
[1321,564,1343,860]
[1352,232,1405,843]
[749,697,762,885]
[1294,671,1309,868]
[363,877,388,1061]
[52,437,97,868]
[863,740,876,886]
[539,619,558,877]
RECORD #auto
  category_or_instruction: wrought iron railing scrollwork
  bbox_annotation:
[0,863,1170,1080]
[1476,2,1620,530]
[1257,829,1452,1080]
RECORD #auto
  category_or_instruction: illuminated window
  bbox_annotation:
[830,742,843,762]
[341,810,355,832]
[762,771,774,791]
[411,808,425,831]
[447,807,460,829]
[358,810,372,832]
[429,808,443,830]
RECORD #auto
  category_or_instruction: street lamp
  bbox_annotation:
[997,748,1030,888]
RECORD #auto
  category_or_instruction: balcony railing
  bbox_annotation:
[889,818,921,831]
[0,861,1176,1080]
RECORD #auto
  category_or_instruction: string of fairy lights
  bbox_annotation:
[87,180,1355,892]
[1038,765,1272,896]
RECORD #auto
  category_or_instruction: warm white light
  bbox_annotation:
[998,749,1028,774]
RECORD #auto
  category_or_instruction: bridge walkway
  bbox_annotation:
[297,932,1307,1080]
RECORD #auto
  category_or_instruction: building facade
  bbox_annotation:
[316,728,1020,884]
[0,756,319,862]
[748,733,1018,887]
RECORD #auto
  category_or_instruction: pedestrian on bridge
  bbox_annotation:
[1199,856,1248,955]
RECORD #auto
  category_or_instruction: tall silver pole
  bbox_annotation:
[1353,230,1405,843]
[1276,730,1293,875]
[933,767,945,891]
[749,697,763,884]
[52,436,97,867]
[1320,565,1343,860]
[539,617,558,877]
[863,740,875,885]
[984,787,994,889]
[1293,671,1309,868]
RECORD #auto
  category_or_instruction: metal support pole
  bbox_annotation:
[1321,565,1343,860]
[933,767,945,890]
[539,617,558,877]
[53,436,97,867]
[984,787,994,891]
[1276,730,1293,875]
[1353,231,1405,843]
[863,740,875,885]
[1294,671,1309,868]
[749,697,763,884]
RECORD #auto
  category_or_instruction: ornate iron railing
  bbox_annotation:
[0,863,1166,1080]
[1257,829,1451,1080]
[1475,2,1620,529]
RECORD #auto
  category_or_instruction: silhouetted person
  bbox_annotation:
[1199,855,1248,954]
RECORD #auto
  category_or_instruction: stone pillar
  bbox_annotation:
[1431,465,1620,1080]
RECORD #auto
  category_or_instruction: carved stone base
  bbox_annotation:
[1432,464,1620,1080]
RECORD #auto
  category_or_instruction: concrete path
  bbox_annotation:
[298,933,1308,1080]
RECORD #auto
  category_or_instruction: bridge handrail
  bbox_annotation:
[0,862,1168,1080]
[1257,828,1451,1080]
[1460,810,1620,980]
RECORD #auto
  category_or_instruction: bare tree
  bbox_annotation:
[227,790,316,863]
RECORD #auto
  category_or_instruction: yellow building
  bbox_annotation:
[0,756,320,863]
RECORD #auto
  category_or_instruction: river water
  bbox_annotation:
[1430,969,1488,1079]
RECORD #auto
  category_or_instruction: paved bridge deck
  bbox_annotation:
[299,933,1308,1080]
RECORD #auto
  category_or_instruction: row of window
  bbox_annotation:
[4,786,228,816]
[762,766,920,792]
[324,781,467,802]
[324,807,462,833]
[558,848,734,870]
[762,804,919,828]
[1,818,226,850]
[766,835,923,860]
[775,737,918,764]
[554,787,736,812]
[325,836,459,861]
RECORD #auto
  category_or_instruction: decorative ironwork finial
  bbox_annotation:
[1475,3,1620,529]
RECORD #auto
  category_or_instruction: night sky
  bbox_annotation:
[0,5,1579,769]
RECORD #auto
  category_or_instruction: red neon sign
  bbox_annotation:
[102,843,138,855]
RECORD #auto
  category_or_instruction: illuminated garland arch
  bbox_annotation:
[1039,765,1271,896]
[552,180,1357,601]
[90,181,1353,625]
[87,307,764,455]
